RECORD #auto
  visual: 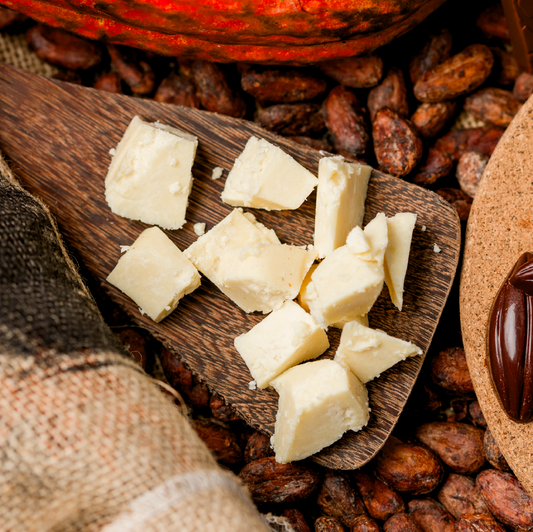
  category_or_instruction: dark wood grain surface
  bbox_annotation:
[0,63,461,469]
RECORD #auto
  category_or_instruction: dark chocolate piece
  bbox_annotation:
[488,252,533,422]
[501,0,533,73]
[510,254,533,294]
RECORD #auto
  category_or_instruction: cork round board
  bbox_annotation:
[461,94,533,493]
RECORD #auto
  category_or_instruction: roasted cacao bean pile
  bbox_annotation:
[3,0,533,530]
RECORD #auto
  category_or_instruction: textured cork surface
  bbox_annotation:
[461,94,533,494]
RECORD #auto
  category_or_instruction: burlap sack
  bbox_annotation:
[0,153,272,531]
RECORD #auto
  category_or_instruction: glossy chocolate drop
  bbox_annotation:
[511,252,533,295]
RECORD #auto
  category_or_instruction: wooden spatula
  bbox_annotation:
[0,63,460,469]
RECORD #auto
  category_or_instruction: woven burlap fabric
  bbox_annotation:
[0,153,270,531]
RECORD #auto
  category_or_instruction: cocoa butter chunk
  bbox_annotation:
[256,103,325,136]
[476,470,533,529]
[375,437,444,495]
[464,88,521,128]
[437,473,490,519]
[412,148,453,188]
[513,72,533,102]
[384,513,424,532]
[323,85,369,157]
[411,101,456,138]
[353,471,406,521]
[483,429,510,471]
[351,516,380,532]
[455,513,506,532]
[415,422,485,475]
[372,108,423,178]
[238,456,321,504]
[414,44,494,102]
[409,29,453,85]
[318,55,383,88]
[367,67,409,122]
[241,67,327,103]
[430,347,474,393]
[192,419,242,464]
[408,498,455,532]
[317,472,365,527]
[434,126,504,162]
[456,151,489,198]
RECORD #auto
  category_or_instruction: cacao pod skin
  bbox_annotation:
[2,0,445,64]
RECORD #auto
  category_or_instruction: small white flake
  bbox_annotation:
[211,166,224,180]
[139,308,145,316]
[169,182,182,194]
[165,305,171,311]
[434,243,441,253]
[248,380,257,390]
[119,245,130,253]
[109,147,116,156]
[170,158,178,166]
[193,222,206,236]
[421,225,427,232]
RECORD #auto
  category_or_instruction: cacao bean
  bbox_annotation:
[26,24,102,70]
[192,418,242,464]
[412,148,453,187]
[467,400,487,428]
[483,429,510,471]
[375,437,444,495]
[317,472,365,527]
[450,401,469,424]
[477,470,533,530]
[490,48,520,85]
[239,457,321,504]
[323,86,369,157]
[437,473,490,519]
[314,516,344,532]
[415,422,485,475]
[372,108,423,178]
[384,513,424,532]
[210,394,240,422]
[368,67,409,122]
[318,55,383,88]
[430,347,474,393]
[513,72,533,103]
[287,136,333,152]
[434,126,504,162]
[408,498,455,532]
[410,29,453,85]
[353,470,405,521]
[456,151,488,198]
[244,431,274,463]
[107,44,155,95]
[476,4,510,41]
[256,103,325,136]
[411,101,456,138]
[241,67,327,103]
[414,45,494,103]
[351,516,380,532]
[464,88,521,128]
[94,72,122,94]
[0,7,27,30]
[282,509,311,532]
[435,188,473,222]
[454,513,506,532]
[154,71,200,108]
[113,327,149,370]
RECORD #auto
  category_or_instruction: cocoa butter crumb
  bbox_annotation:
[422,225,427,232]
[109,148,116,156]
[211,167,224,180]
[120,245,130,253]
[248,380,257,390]
[194,222,206,236]
[434,243,441,253]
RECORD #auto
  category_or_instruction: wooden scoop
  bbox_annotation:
[0,63,460,469]
[461,94,533,491]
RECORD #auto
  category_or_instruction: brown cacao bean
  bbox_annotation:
[456,151,488,198]
[514,72,533,103]
[409,29,453,85]
[244,431,274,463]
[408,498,455,532]
[384,513,424,532]
[314,516,344,532]
[113,328,149,370]
[282,509,311,532]
[210,394,240,422]
[318,55,383,88]
[415,422,485,475]
[323,85,369,157]
[477,4,510,41]
[414,45,494,103]
[375,437,444,495]
[107,44,155,95]
[412,148,453,187]
[411,101,456,138]
[317,472,365,527]
[491,48,520,85]
[241,67,327,103]
[256,103,325,136]
[430,347,474,393]
[372,108,423,178]
[94,72,122,94]
[368,67,409,122]
[467,400,487,428]
[192,418,242,464]
[353,471,405,521]
[0,7,27,29]
[239,457,321,504]
[434,126,504,162]
[287,136,333,152]
[455,513,506,532]
[477,470,533,529]
[437,473,490,519]
[27,24,102,70]
[154,71,200,108]
[435,188,473,222]
[464,88,521,128]
[483,429,510,471]
[351,516,380,532]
